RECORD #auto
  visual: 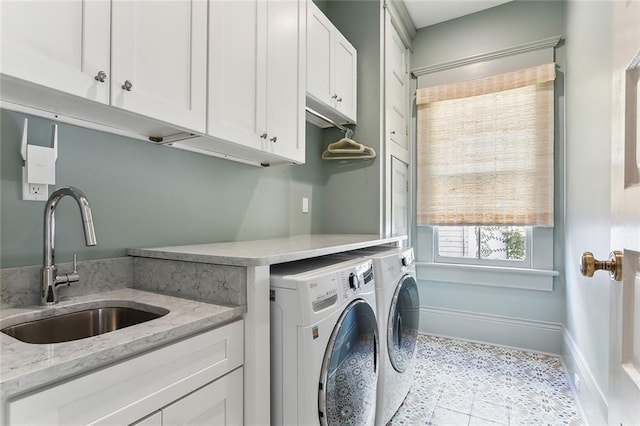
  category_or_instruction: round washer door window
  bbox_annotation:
[387,274,419,373]
[318,299,378,426]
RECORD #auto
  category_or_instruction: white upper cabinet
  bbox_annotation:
[0,0,207,135]
[111,1,207,133]
[306,1,357,124]
[201,0,306,165]
[0,0,111,104]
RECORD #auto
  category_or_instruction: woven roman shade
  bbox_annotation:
[417,63,556,226]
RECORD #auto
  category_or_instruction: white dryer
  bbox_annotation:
[270,257,379,426]
[330,246,419,425]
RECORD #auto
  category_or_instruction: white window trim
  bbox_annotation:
[415,226,558,292]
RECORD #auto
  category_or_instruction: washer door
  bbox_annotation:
[388,274,419,373]
[318,299,378,426]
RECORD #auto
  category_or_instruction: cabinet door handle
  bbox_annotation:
[270,136,277,143]
[390,130,396,135]
[336,97,342,103]
[260,133,268,139]
[121,80,133,91]
[331,94,338,99]
[94,71,107,83]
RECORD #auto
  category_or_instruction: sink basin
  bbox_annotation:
[1,305,169,344]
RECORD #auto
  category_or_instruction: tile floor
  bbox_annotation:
[389,335,586,426]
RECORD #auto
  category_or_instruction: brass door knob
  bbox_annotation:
[580,251,623,282]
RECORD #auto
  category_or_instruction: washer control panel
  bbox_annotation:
[338,260,374,300]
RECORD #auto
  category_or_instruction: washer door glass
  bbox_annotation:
[388,274,419,373]
[318,299,378,426]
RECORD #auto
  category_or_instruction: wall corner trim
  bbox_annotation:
[411,35,564,76]
[561,328,608,425]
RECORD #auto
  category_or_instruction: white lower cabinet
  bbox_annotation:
[132,368,243,426]
[7,320,243,426]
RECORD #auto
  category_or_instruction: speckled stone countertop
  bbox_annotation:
[128,234,406,266]
[0,288,244,400]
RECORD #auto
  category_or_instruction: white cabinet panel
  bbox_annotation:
[306,1,357,125]
[307,8,333,107]
[163,368,243,426]
[385,21,409,158]
[203,0,305,165]
[7,321,243,426]
[391,157,409,237]
[0,0,110,104]
[111,0,207,133]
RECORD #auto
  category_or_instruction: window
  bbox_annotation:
[416,63,556,229]
[435,226,531,268]
[416,63,555,269]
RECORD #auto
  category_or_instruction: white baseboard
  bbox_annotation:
[562,328,608,425]
[419,306,564,354]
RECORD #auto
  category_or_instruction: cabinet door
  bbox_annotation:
[111,1,207,133]
[208,0,264,151]
[0,0,110,104]
[162,368,243,426]
[333,33,357,123]
[264,0,305,163]
[307,1,333,106]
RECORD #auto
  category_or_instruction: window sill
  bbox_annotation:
[415,262,558,292]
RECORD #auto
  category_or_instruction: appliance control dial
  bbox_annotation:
[348,272,360,290]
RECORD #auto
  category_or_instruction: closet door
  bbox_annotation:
[385,20,409,160]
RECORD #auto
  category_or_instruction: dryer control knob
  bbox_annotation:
[401,257,409,267]
[348,273,360,290]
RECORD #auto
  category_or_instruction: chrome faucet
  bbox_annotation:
[41,186,97,305]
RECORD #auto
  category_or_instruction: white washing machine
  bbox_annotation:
[270,256,379,426]
[330,246,419,425]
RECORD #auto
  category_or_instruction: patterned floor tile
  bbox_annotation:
[430,407,472,426]
[389,334,585,426]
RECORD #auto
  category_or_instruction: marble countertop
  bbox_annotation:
[0,288,244,400]
[128,234,406,266]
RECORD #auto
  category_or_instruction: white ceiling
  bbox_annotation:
[403,0,514,29]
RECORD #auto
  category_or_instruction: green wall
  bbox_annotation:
[0,110,327,268]
[321,0,384,235]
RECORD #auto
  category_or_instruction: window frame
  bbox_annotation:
[433,226,533,268]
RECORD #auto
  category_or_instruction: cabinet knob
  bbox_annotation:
[270,136,278,143]
[580,251,623,282]
[260,133,268,139]
[332,94,338,99]
[94,71,107,83]
[121,80,133,91]
[336,97,343,103]
[391,130,396,135]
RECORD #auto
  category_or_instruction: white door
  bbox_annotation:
[208,0,263,151]
[385,20,409,159]
[0,0,110,104]
[307,1,333,107]
[609,1,640,424]
[264,0,305,163]
[162,368,244,426]
[110,0,207,133]
[391,157,409,237]
[333,33,357,122]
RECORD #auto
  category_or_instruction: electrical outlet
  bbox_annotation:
[22,167,48,201]
[302,197,309,213]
